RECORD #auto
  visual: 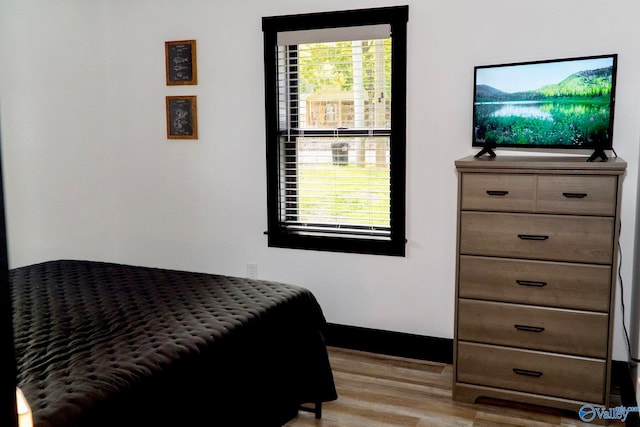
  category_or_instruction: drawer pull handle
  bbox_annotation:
[563,192,588,199]
[486,190,509,196]
[514,324,545,333]
[516,280,547,287]
[513,368,543,378]
[518,234,549,241]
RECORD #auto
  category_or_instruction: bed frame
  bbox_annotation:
[10,259,336,427]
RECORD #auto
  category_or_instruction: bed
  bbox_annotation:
[10,259,337,427]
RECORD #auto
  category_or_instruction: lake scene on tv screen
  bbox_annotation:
[474,56,615,147]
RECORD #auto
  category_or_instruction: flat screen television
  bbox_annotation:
[473,54,618,160]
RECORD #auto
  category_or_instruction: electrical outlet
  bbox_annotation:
[246,262,258,279]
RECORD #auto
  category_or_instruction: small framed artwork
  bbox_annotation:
[166,96,198,139]
[165,40,197,85]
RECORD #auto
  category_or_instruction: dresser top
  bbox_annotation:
[456,155,627,175]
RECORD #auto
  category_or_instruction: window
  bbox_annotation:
[262,6,408,256]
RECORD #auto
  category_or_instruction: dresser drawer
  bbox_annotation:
[456,342,605,403]
[459,212,614,264]
[537,175,617,216]
[457,299,608,358]
[458,256,611,311]
[460,173,536,212]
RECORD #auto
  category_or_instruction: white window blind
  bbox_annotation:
[277,34,393,237]
[277,24,390,45]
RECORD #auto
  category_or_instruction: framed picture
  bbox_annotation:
[165,40,197,85]
[166,96,198,139]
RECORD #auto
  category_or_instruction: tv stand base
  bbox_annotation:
[474,146,496,158]
[587,149,608,162]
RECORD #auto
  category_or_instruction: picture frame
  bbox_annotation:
[166,96,198,139]
[165,40,197,85]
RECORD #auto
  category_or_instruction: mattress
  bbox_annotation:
[11,260,337,427]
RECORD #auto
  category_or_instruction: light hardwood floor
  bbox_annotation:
[286,347,621,427]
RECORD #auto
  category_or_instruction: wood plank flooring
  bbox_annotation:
[286,347,621,426]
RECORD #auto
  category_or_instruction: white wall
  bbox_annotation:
[0,0,118,263]
[2,0,640,362]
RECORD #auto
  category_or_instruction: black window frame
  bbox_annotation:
[262,5,408,256]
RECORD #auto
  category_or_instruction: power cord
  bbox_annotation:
[618,220,640,363]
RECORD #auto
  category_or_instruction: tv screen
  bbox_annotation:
[473,54,617,153]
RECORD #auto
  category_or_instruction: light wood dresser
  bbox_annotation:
[453,155,626,417]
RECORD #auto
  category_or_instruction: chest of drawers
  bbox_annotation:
[453,155,626,415]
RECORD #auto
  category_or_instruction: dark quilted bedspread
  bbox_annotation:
[11,260,336,427]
